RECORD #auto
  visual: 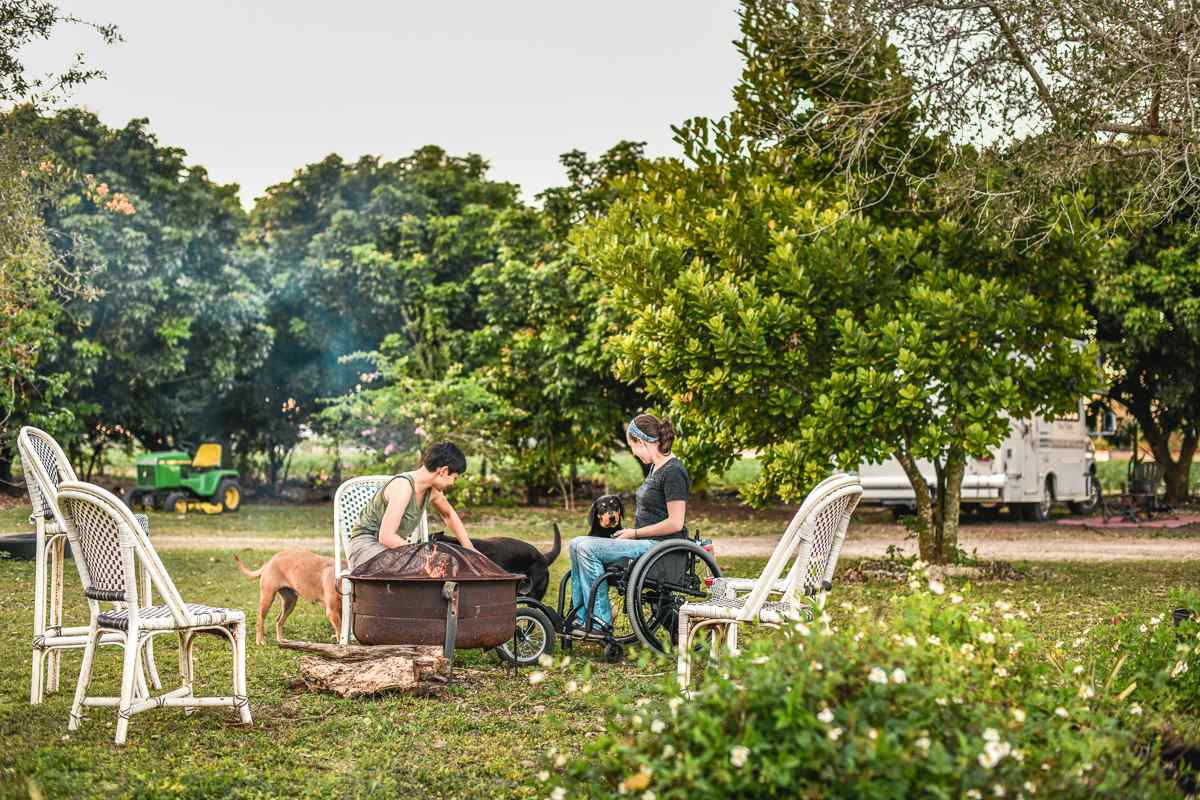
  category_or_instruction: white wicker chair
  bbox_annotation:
[55,481,252,744]
[676,474,862,691]
[332,474,430,645]
[18,426,161,704]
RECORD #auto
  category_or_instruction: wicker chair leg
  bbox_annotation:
[68,624,100,732]
[233,622,252,724]
[114,630,142,745]
[676,610,692,690]
[140,565,162,691]
[30,520,48,705]
[47,536,65,694]
[338,581,352,645]
[179,632,197,715]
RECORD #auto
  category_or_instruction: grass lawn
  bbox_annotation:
[2,520,1199,800]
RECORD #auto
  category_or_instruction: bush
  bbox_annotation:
[546,571,1184,799]
[1086,589,1200,718]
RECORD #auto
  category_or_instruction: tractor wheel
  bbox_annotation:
[163,492,188,515]
[217,479,242,513]
[126,489,147,511]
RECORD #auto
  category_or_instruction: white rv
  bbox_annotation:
[857,399,1103,520]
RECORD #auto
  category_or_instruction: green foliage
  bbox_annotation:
[0,2,119,106]
[1092,218,1200,501]
[10,107,271,471]
[553,578,1182,799]
[1086,589,1200,718]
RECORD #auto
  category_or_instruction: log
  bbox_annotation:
[278,640,451,698]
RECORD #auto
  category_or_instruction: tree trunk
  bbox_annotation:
[0,442,15,495]
[1132,408,1194,504]
[1162,431,1197,504]
[936,453,966,564]
[894,448,935,561]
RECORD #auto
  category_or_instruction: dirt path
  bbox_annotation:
[152,531,1200,562]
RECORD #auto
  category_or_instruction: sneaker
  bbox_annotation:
[567,618,612,640]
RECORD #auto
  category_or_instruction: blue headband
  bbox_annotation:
[627,419,658,443]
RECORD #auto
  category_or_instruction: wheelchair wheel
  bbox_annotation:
[560,570,639,646]
[496,607,556,667]
[626,540,721,654]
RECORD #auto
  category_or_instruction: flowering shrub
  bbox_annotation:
[545,573,1183,799]
[1085,589,1200,718]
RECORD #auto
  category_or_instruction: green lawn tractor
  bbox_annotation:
[127,443,242,514]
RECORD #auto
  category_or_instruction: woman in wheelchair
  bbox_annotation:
[566,414,689,638]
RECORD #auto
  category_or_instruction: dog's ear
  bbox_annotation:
[587,499,599,531]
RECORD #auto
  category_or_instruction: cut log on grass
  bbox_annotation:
[278,640,450,698]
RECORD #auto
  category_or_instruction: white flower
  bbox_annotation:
[1054,707,1069,719]
[551,788,566,800]
[935,697,949,706]
[1171,660,1189,678]
[1129,703,1143,716]
[650,719,666,734]
[903,635,918,648]
[537,771,550,782]
[982,728,1000,742]
[810,660,824,672]
[631,714,643,727]
[555,754,567,767]
[828,727,843,741]
[559,655,571,668]
[730,745,750,768]
[1151,615,1163,626]
[1023,781,1037,794]
[992,785,1006,797]
[529,671,547,685]
[668,697,683,716]
[794,623,812,637]
[1072,664,1084,675]
[994,667,1009,678]
[928,578,945,595]
[634,698,651,708]
[891,668,907,684]
[915,736,931,752]
[1139,624,1149,634]
[662,745,676,758]
[978,739,1011,769]
[642,792,656,800]
[817,708,835,724]
[961,643,976,656]
[868,667,888,685]
[1012,708,1026,723]
[565,680,578,694]
[1078,684,1095,700]
[951,594,964,604]
[538,653,555,668]
[980,631,996,645]
[966,791,982,800]
[927,634,942,645]
[1011,749,1025,763]
[751,656,769,665]
[867,728,878,740]
[994,601,1011,612]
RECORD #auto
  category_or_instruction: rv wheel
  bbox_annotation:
[1021,481,1054,522]
[1068,479,1102,516]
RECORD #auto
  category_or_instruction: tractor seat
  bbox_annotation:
[191,443,222,470]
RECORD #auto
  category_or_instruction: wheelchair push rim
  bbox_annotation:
[626,540,721,654]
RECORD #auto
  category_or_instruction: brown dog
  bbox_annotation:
[234,550,340,644]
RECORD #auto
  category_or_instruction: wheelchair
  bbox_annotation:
[497,529,721,666]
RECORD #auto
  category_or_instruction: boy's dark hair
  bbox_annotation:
[423,442,467,475]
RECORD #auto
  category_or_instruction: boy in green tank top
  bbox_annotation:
[348,442,476,571]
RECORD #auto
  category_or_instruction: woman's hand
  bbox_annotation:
[614,528,639,540]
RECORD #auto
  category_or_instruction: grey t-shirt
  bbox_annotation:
[634,458,690,534]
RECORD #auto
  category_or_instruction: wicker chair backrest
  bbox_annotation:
[333,475,392,572]
[17,426,78,524]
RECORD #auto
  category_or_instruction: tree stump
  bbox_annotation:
[278,640,450,698]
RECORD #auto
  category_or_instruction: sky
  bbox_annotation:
[20,1,744,208]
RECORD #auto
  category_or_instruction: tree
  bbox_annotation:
[15,107,271,473]
[736,0,1200,235]
[0,1,119,106]
[239,147,524,485]
[1093,216,1200,503]
[580,143,1097,561]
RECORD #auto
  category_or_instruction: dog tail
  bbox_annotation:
[233,553,263,579]
[542,523,562,566]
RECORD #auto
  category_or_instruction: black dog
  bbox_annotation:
[587,495,625,538]
[431,526,561,601]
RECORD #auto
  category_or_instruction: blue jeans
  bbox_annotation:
[568,536,656,627]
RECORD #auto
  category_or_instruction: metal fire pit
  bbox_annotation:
[350,541,522,661]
